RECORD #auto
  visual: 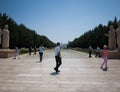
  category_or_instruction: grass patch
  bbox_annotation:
[19,48,28,54]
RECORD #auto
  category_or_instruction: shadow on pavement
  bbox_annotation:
[50,72,59,76]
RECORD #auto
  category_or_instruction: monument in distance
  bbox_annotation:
[0,25,15,58]
[105,22,120,59]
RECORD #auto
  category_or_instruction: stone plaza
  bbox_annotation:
[0,49,120,92]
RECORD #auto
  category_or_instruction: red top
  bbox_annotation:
[103,49,108,57]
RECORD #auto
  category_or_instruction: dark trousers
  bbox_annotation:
[39,52,43,62]
[95,52,100,57]
[55,56,62,71]
[89,51,92,58]
[29,51,31,55]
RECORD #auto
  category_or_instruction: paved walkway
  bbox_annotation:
[0,49,120,92]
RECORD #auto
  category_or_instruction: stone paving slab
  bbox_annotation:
[0,49,120,92]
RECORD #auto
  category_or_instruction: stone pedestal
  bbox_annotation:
[108,50,120,59]
[0,49,15,58]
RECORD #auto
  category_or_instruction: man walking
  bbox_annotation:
[39,45,44,62]
[88,45,93,58]
[54,42,62,73]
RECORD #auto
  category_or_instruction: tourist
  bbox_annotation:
[54,42,62,73]
[88,45,93,58]
[100,45,108,71]
[29,46,32,55]
[34,46,36,55]
[13,46,20,59]
[95,46,101,57]
[39,45,44,62]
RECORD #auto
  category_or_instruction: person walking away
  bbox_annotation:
[95,46,101,57]
[54,42,62,73]
[39,45,44,62]
[88,46,93,58]
[29,46,32,55]
[100,45,108,71]
[34,46,36,55]
[14,46,20,59]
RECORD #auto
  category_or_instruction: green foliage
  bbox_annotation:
[19,48,28,54]
[0,13,55,49]
[68,17,120,49]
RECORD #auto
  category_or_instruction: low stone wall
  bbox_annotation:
[0,49,15,58]
[108,51,120,59]
[70,48,120,59]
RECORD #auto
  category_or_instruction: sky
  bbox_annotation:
[0,0,120,43]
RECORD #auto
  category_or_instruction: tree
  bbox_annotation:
[68,17,119,49]
[0,13,55,48]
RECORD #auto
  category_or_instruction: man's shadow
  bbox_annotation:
[50,72,59,76]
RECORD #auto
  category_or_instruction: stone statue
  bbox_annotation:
[115,21,120,51]
[2,25,9,49]
[0,28,2,46]
[105,25,116,50]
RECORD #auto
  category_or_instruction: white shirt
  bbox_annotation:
[39,46,44,53]
[55,46,60,56]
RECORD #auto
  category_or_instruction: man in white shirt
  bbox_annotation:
[54,42,62,73]
[39,45,44,62]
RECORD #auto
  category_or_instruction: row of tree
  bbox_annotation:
[0,13,55,49]
[68,17,119,49]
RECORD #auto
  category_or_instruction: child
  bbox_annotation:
[100,45,108,71]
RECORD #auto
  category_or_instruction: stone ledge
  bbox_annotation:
[0,49,15,58]
[108,51,120,59]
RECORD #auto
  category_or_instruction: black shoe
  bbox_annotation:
[103,68,107,71]
[57,70,60,72]
[54,68,60,73]
[54,68,57,71]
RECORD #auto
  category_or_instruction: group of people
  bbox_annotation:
[100,22,120,71]
[2,22,119,73]
[13,43,62,74]
[88,45,108,71]
[88,22,120,71]
[88,46,101,58]
[28,45,44,62]
[38,43,62,73]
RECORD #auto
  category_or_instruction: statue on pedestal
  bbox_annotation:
[105,25,116,50]
[115,21,120,51]
[2,25,9,49]
[0,25,15,58]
